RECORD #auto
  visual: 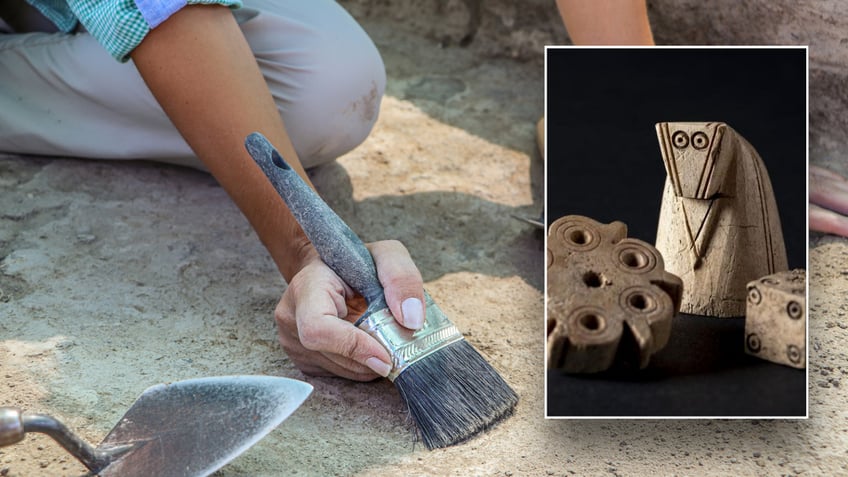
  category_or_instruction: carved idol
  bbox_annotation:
[654,122,788,317]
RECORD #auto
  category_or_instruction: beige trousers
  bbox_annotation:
[0,0,385,169]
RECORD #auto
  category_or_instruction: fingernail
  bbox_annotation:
[402,297,424,330]
[365,357,392,377]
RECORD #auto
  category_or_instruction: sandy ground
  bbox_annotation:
[1,17,846,477]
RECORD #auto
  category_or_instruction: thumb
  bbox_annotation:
[367,240,426,330]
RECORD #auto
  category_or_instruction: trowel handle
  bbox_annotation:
[0,407,112,473]
[0,408,25,447]
[244,133,387,313]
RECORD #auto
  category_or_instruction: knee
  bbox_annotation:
[290,55,386,169]
[242,1,386,168]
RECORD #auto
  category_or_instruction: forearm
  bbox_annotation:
[556,0,654,45]
[131,5,316,281]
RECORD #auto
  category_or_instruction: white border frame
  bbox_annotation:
[542,45,810,420]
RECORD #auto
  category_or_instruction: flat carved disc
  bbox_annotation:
[547,215,683,373]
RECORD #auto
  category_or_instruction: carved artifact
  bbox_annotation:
[654,122,788,317]
[547,215,683,373]
[744,269,806,369]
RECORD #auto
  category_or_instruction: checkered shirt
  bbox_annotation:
[25,0,242,62]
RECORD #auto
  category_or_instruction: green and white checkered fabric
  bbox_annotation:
[23,0,79,32]
[26,0,241,62]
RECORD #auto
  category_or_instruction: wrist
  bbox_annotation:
[278,233,320,282]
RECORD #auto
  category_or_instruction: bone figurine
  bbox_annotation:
[547,215,682,373]
[744,269,806,369]
[654,122,788,317]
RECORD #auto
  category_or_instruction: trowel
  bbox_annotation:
[0,375,312,476]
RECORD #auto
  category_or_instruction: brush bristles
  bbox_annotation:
[394,340,518,449]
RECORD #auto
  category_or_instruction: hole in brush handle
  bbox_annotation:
[271,150,291,170]
[245,131,387,306]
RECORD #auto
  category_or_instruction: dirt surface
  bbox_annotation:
[1,11,847,477]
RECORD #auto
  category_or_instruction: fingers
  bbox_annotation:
[810,165,845,181]
[811,167,848,217]
[367,240,425,330]
[810,203,848,238]
[296,303,393,377]
[273,240,425,381]
[277,310,388,381]
[275,262,393,381]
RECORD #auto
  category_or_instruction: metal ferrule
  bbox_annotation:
[358,292,464,381]
[0,408,24,447]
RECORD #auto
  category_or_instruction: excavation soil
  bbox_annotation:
[1,17,846,477]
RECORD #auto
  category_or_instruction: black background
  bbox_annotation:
[546,48,807,417]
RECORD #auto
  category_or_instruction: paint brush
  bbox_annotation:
[245,132,518,449]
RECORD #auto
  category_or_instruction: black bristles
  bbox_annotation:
[394,341,519,449]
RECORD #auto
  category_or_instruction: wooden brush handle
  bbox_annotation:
[245,132,387,313]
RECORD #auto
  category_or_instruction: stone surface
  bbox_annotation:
[745,269,807,369]
[655,122,788,317]
[339,0,567,60]
[547,215,682,373]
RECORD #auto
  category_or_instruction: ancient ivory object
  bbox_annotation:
[744,269,806,369]
[547,215,683,373]
[654,122,788,317]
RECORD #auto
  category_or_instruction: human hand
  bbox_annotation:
[810,165,848,237]
[275,240,425,381]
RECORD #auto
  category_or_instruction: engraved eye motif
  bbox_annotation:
[692,131,709,150]
[672,131,689,149]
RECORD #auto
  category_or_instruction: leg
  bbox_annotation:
[0,0,384,169]
[239,0,385,168]
[556,0,654,45]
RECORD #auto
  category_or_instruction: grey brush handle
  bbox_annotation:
[245,132,387,316]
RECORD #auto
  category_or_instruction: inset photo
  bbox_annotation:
[544,47,807,418]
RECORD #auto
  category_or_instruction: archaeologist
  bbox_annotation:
[0,0,422,381]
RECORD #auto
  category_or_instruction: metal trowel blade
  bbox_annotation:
[96,375,312,477]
